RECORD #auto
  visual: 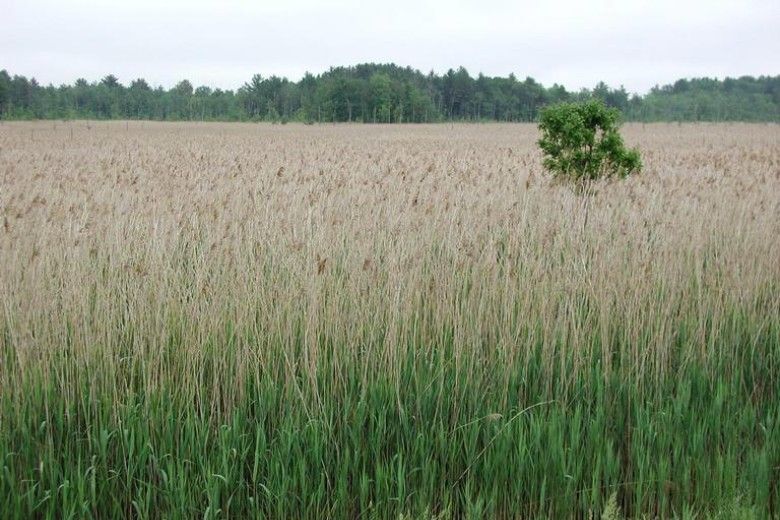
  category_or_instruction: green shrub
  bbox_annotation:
[538,100,641,181]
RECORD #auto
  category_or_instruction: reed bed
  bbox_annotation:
[1,121,779,518]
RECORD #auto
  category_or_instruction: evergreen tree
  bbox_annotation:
[0,66,776,123]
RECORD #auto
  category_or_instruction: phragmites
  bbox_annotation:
[0,121,778,517]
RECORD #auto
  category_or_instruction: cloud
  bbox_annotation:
[2,0,778,93]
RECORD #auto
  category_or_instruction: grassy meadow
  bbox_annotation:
[0,121,778,518]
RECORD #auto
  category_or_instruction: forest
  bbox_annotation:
[1,63,778,123]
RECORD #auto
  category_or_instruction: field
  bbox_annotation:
[1,121,778,518]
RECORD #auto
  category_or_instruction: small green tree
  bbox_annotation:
[538,100,641,181]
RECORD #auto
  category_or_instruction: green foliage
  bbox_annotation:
[1,302,778,517]
[538,100,641,181]
[0,66,778,122]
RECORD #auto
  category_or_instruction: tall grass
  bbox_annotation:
[1,122,779,518]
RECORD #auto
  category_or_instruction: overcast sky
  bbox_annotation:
[2,0,778,94]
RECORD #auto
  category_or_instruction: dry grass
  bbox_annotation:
[1,121,779,517]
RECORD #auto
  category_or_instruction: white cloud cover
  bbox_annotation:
[2,0,778,93]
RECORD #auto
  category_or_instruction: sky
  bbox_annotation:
[2,0,778,94]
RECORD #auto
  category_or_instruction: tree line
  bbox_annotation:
[1,63,778,123]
